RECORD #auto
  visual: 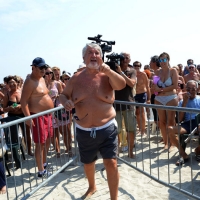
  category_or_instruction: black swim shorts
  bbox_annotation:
[76,122,118,164]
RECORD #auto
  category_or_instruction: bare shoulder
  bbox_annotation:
[70,70,84,82]
[170,68,177,73]
[23,76,35,89]
[154,68,161,76]
[23,76,42,91]
[140,71,147,77]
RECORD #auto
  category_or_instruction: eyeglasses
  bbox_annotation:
[189,67,194,69]
[186,87,196,91]
[133,65,140,67]
[159,58,167,63]
[45,72,53,75]
[64,78,70,81]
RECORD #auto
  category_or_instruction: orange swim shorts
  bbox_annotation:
[32,113,53,144]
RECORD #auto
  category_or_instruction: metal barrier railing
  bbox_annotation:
[0,101,200,199]
[0,107,77,200]
[115,100,200,200]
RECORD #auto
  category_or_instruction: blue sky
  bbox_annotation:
[1,0,200,82]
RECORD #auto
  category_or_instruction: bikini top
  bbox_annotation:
[7,93,20,107]
[48,82,59,102]
[7,100,20,107]
[157,69,172,88]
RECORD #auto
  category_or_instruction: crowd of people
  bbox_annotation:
[0,44,200,199]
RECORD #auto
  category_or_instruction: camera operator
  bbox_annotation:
[115,52,137,158]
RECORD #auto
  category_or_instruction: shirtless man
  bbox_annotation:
[184,64,200,83]
[21,57,54,178]
[59,43,126,200]
[133,61,150,136]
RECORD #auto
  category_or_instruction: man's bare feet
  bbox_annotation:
[0,186,6,194]
[81,187,97,199]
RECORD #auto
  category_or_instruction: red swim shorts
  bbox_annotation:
[32,113,53,144]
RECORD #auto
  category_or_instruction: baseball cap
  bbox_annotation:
[65,72,71,78]
[31,57,47,67]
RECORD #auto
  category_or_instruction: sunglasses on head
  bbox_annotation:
[45,72,53,75]
[64,77,70,80]
[159,58,167,63]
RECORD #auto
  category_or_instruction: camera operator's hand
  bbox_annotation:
[99,60,111,76]
[115,64,122,74]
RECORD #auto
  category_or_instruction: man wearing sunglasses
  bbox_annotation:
[168,80,200,165]
[21,57,54,178]
[184,64,200,84]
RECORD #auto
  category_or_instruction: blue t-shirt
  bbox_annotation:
[178,96,200,121]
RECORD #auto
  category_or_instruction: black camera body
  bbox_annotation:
[106,53,124,65]
[105,53,124,71]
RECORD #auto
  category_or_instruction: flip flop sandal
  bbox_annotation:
[176,157,189,166]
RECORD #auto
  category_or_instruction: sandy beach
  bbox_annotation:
[1,129,200,200]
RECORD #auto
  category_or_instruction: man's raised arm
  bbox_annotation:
[99,63,126,90]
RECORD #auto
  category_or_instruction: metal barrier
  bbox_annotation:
[115,100,200,200]
[0,101,200,199]
[0,107,77,200]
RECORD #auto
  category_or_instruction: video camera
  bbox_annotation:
[87,34,123,71]
[88,34,115,57]
[106,53,124,65]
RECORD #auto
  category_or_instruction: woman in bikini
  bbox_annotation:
[152,52,178,150]
[2,76,33,168]
[45,67,62,157]
[62,73,73,140]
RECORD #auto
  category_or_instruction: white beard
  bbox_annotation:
[87,62,99,69]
